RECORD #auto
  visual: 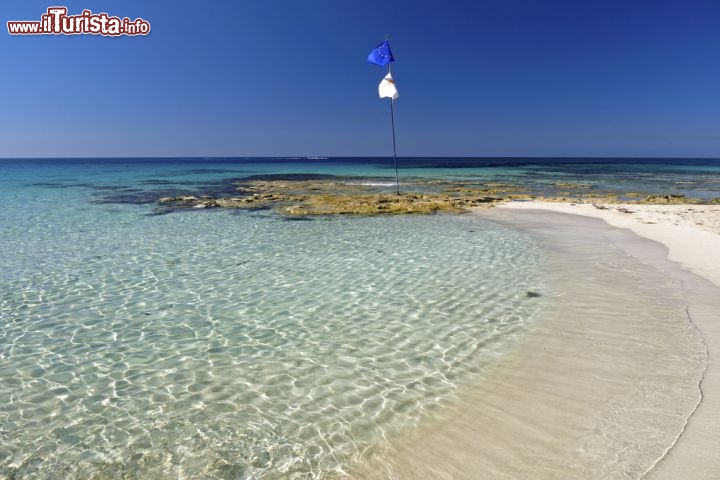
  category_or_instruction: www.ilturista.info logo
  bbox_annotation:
[7,7,150,36]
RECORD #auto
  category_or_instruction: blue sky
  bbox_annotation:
[2,0,720,157]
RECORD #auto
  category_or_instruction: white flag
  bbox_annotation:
[379,72,399,100]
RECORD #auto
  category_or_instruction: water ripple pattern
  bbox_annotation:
[1,196,545,479]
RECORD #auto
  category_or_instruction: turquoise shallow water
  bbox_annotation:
[0,160,548,478]
[3,156,718,478]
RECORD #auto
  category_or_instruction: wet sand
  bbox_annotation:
[355,208,720,479]
[498,202,720,479]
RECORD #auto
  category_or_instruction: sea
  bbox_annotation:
[1,157,719,479]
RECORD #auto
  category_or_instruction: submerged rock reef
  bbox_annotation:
[157,176,720,216]
[158,178,520,215]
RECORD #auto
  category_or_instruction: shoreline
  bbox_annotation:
[356,203,720,479]
[497,201,720,287]
[493,201,720,478]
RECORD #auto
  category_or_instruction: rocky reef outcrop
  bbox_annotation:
[157,177,720,216]
[158,178,515,215]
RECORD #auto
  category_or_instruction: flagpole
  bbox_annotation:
[390,98,400,195]
[386,34,400,195]
[370,35,400,195]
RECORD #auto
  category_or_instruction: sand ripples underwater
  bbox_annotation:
[0,209,546,479]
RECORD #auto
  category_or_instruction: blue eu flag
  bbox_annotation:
[367,40,395,67]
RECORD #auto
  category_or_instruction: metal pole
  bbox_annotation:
[390,98,400,195]
[385,42,400,195]
[384,33,399,195]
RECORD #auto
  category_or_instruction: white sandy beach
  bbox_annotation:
[357,202,720,479]
[500,202,720,287]
[496,201,720,479]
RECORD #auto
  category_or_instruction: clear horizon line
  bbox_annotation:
[1,155,720,160]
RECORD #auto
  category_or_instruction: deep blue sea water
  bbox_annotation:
[1,157,719,479]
